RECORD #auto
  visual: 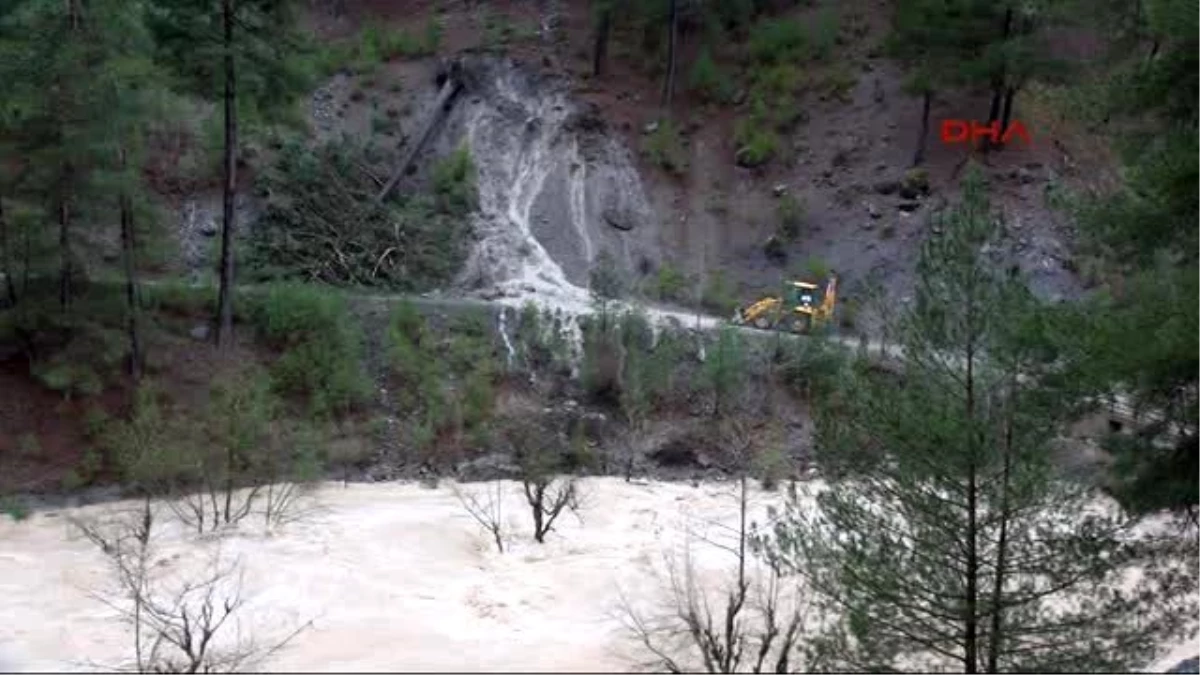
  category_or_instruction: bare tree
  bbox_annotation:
[616,477,809,673]
[500,415,585,544]
[521,472,580,544]
[454,481,506,553]
[70,500,310,673]
[261,479,320,530]
[167,372,318,534]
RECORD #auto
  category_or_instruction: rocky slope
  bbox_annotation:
[287,0,1097,332]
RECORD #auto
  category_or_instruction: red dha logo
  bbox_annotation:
[940,119,1032,146]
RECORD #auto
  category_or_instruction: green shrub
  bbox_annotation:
[619,307,655,354]
[30,325,124,399]
[734,114,778,167]
[903,168,930,195]
[514,303,571,375]
[371,111,401,135]
[105,384,195,491]
[748,18,807,64]
[422,17,444,53]
[1,497,29,521]
[644,119,688,174]
[779,338,844,401]
[820,65,858,102]
[798,255,831,281]
[752,63,804,100]
[445,312,495,374]
[252,283,371,417]
[579,313,624,407]
[654,262,690,302]
[359,19,440,63]
[839,297,859,330]
[387,302,498,451]
[702,270,738,316]
[142,281,213,315]
[432,144,478,215]
[83,407,110,440]
[688,48,734,103]
[811,8,840,60]
[643,326,694,407]
[777,194,805,241]
[17,433,40,458]
[753,445,790,490]
[704,327,745,417]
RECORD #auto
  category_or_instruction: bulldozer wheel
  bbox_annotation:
[754,317,771,329]
[792,318,809,333]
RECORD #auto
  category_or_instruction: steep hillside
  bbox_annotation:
[288,0,1102,326]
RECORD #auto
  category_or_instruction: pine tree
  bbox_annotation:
[754,169,1197,673]
[886,0,970,166]
[1064,0,1198,517]
[0,0,165,380]
[145,0,313,349]
[889,0,1070,156]
[0,0,99,312]
[89,0,166,380]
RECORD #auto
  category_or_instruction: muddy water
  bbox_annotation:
[0,478,1193,673]
[0,479,795,672]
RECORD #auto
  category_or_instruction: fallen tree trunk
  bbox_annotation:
[375,71,463,204]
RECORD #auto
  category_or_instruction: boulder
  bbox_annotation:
[764,235,788,263]
[649,442,708,469]
[602,207,636,231]
[873,179,901,195]
[1167,657,1199,674]
[736,146,772,168]
[455,453,521,482]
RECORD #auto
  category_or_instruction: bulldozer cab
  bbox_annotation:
[784,281,823,315]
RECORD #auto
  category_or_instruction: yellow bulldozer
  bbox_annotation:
[731,274,838,333]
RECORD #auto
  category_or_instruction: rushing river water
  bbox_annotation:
[0,478,1193,672]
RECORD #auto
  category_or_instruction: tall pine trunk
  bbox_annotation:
[215,0,238,348]
[662,0,678,107]
[119,148,143,381]
[985,372,1018,673]
[912,89,932,167]
[999,86,1016,142]
[58,182,72,312]
[0,197,16,308]
[592,0,611,77]
[963,294,980,673]
[983,6,1014,153]
[58,0,82,312]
